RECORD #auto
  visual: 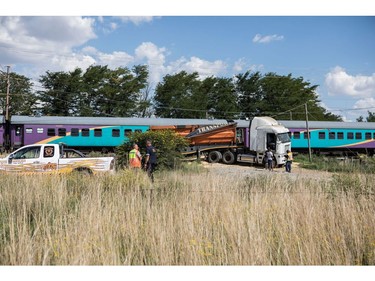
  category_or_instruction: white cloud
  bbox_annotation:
[354,97,375,110]
[325,66,375,98]
[116,16,156,25]
[0,16,96,65]
[252,33,284,44]
[0,16,227,86]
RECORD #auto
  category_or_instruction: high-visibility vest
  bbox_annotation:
[129,149,141,168]
[287,151,293,161]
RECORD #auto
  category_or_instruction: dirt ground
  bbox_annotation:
[201,161,333,181]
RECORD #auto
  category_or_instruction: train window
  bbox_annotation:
[337,132,344,139]
[47,128,55,136]
[71,128,79,137]
[347,132,353,139]
[94,129,102,137]
[355,132,362,140]
[82,128,90,137]
[319,132,325,139]
[37,128,44,134]
[112,129,120,137]
[365,132,371,140]
[135,129,142,133]
[58,128,66,136]
[303,132,311,139]
[329,132,335,139]
[124,129,132,137]
[26,128,33,134]
[293,132,300,139]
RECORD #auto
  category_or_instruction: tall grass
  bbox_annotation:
[0,168,374,265]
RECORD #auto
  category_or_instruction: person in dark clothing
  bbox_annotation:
[144,140,157,182]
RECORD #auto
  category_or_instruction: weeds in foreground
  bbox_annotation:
[0,168,374,265]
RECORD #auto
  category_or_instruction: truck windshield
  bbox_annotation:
[277,132,290,143]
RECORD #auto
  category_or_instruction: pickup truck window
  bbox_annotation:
[13,146,41,159]
[43,146,55,158]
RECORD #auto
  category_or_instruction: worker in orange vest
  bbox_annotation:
[129,143,142,168]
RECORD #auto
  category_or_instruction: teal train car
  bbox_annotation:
[4,116,227,152]
[279,120,375,156]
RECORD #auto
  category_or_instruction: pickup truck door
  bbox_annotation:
[7,145,43,172]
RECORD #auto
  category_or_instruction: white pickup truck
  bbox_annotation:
[0,143,115,174]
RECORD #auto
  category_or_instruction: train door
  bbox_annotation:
[12,125,24,150]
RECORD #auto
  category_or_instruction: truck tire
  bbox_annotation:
[73,167,93,175]
[222,151,236,164]
[208,151,222,163]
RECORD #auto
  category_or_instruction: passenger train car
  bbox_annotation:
[278,120,375,156]
[1,115,375,156]
[0,115,232,153]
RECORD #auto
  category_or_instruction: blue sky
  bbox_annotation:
[1,2,375,121]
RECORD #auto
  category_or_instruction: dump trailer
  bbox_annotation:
[152,116,291,167]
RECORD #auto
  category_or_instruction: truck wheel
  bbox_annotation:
[73,167,93,175]
[222,151,235,164]
[208,151,222,163]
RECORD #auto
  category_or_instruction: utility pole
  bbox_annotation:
[4,66,11,152]
[305,103,312,162]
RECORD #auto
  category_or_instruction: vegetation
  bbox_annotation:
[115,130,188,170]
[2,66,342,120]
[295,154,375,174]
[0,168,373,265]
[357,111,375,122]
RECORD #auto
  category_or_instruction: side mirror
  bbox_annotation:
[8,154,14,164]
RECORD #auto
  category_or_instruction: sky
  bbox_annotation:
[1,1,375,122]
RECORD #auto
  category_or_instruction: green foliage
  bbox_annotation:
[295,154,375,174]
[0,73,37,115]
[357,111,375,122]
[115,130,189,170]
[38,65,149,117]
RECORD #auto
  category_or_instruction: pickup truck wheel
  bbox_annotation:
[222,151,235,164]
[208,151,222,163]
[73,167,93,175]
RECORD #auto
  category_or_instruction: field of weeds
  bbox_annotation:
[0,166,374,265]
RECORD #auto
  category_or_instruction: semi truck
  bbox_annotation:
[152,116,291,167]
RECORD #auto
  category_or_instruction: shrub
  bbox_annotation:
[115,130,188,170]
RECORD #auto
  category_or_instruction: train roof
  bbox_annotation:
[279,120,375,130]
[9,115,232,126]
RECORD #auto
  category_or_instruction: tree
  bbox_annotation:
[38,65,149,117]
[38,69,82,116]
[234,71,342,121]
[0,72,37,116]
[207,77,238,119]
[154,71,206,118]
[357,111,375,122]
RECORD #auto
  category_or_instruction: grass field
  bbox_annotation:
[0,166,374,265]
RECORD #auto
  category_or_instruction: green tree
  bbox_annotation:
[38,69,83,116]
[357,111,375,122]
[38,65,149,117]
[154,71,206,118]
[0,72,37,116]
[234,71,342,121]
[207,77,238,119]
[367,111,375,122]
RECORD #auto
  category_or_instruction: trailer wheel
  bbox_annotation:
[208,151,222,163]
[222,151,236,164]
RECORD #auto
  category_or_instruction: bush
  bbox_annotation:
[115,130,188,170]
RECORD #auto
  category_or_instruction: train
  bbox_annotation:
[278,120,375,156]
[1,115,375,158]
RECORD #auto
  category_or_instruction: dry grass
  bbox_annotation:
[0,167,374,265]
